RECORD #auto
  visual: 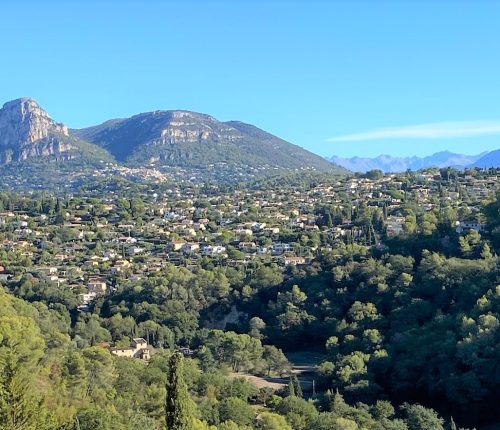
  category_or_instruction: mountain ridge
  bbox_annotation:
[73,108,340,172]
[0,97,344,175]
[329,150,489,172]
[471,149,500,168]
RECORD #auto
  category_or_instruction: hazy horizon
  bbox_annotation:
[330,149,491,160]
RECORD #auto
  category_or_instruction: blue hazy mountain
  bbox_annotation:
[329,151,488,173]
[470,149,500,168]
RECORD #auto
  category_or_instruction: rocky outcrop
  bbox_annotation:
[18,137,74,160]
[0,98,73,163]
[153,111,243,145]
[73,110,246,162]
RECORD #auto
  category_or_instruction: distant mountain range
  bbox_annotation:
[469,149,500,168]
[329,150,498,173]
[0,97,342,175]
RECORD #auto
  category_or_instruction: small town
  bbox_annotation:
[1,167,497,315]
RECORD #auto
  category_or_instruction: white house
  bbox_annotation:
[202,245,226,256]
[456,220,483,234]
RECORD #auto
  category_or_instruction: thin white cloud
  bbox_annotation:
[327,120,500,142]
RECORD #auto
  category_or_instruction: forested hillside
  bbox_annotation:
[0,171,499,429]
[0,288,470,430]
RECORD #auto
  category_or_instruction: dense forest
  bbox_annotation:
[0,178,499,429]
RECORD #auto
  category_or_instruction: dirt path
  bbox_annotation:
[231,351,326,393]
[231,373,287,390]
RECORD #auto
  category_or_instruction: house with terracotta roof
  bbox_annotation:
[109,338,151,360]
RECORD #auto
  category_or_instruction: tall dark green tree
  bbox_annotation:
[290,374,303,398]
[165,353,191,430]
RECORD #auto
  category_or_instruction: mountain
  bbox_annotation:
[329,151,487,173]
[0,98,111,165]
[73,110,339,172]
[470,149,500,168]
[0,97,344,179]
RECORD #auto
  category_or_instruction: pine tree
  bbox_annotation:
[480,242,493,260]
[165,353,191,430]
[330,390,350,416]
[0,312,50,430]
[0,335,47,430]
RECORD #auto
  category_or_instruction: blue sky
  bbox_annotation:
[2,0,500,158]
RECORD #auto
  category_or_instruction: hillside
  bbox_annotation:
[1,172,499,429]
[73,110,340,172]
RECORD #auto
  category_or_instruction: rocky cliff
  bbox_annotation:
[0,98,110,164]
[0,98,68,144]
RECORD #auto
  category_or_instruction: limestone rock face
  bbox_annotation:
[0,98,73,163]
[73,110,338,172]
[149,111,243,145]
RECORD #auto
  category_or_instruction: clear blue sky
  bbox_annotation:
[2,0,500,158]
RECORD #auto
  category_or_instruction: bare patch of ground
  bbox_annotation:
[231,351,326,393]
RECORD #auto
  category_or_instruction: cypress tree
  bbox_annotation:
[165,353,191,430]
[450,417,457,430]
[325,212,333,228]
[290,374,303,398]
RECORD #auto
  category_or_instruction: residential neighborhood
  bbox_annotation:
[0,167,498,321]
